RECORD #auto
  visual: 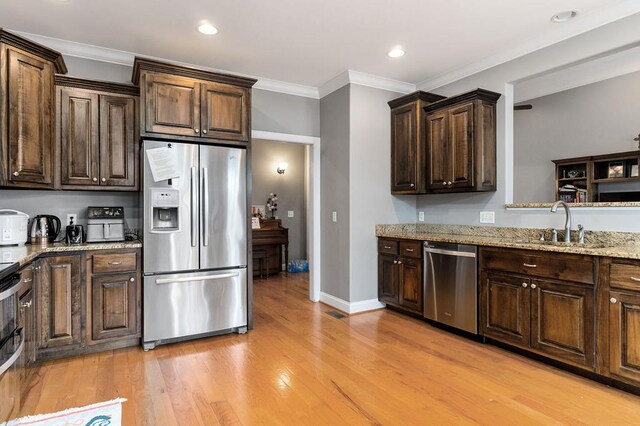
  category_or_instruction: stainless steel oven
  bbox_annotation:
[0,273,25,423]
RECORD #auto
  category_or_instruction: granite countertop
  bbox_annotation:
[376,224,640,260]
[0,240,142,281]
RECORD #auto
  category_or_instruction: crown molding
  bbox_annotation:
[417,1,640,91]
[318,70,416,98]
[12,30,320,99]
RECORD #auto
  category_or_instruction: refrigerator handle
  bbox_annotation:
[190,167,197,247]
[202,167,209,247]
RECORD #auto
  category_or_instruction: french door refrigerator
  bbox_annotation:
[142,140,247,350]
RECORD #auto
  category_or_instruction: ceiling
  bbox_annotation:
[3,0,640,89]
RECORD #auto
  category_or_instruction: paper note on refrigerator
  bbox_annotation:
[146,147,180,182]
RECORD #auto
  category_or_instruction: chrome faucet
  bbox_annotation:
[550,200,572,243]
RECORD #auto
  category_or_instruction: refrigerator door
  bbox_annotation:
[200,145,247,269]
[142,140,199,273]
[143,268,247,344]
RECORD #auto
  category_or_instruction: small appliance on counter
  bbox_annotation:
[30,214,61,246]
[0,209,28,246]
[65,218,84,245]
[86,207,125,243]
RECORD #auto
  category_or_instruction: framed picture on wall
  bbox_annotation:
[608,162,624,178]
[252,205,265,218]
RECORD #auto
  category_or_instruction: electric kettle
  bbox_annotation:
[30,215,61,246]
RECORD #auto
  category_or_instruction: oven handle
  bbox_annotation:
[424,247,476,258]
[0,328,24,376]
[0,275,22,302]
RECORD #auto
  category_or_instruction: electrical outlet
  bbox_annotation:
[479,211,495,224]
[67,213,78,226]
[418,211,425,222]
[288,210,294,218]
[332,211,337,223]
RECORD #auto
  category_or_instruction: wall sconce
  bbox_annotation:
[277,162,288,175]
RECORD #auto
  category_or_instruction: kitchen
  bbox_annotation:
[2,1,640,424]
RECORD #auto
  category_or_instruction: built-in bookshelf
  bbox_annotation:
[553,150,640,203]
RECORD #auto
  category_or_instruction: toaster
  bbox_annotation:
[0,209,29,246]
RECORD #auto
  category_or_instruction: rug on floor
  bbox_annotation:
[5,398,126,426]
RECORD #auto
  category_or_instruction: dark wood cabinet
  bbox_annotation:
[0,30,66,189]
[479,247,596,370]
[608,290,640,383]
[133,57,256,144]
[252,219,289,277]
[424,89,500,193]
[388,91,445,194]
[16,265,36,396]
[378,238,423,314]
[56,77,139,191]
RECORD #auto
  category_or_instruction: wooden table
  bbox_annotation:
[252,218,288,277]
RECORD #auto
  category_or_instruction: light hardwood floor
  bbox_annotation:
[20,272,640,425]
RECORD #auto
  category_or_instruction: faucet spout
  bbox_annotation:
[550,200,572,243]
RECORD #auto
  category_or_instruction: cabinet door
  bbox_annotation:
[6,47,54,187]
[448,102,474,189]
[144,73,200,136]
[99,95,137,188]
[398,257,423,314]
[201,82,249,142]
[38,255,83,349]
[390,104,419,193]
[530,279,595,369]
[92,274,137,340]
[609,291,640,384]
[59,88,100,187]
[480,272,530,347]
[426,111,449,190]
[378,254,398,304]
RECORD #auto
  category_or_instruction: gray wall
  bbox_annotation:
[63,56,133,83]
[320,85,350,301]
[514,70,640,203]
[252,139,307,260]
[253,89,320,137]
[349,85,416,302]
[415,13,640,233]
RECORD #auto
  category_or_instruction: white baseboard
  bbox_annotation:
[319,292,385,315]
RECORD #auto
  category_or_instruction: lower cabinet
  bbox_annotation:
[16,265,36,396]
[378,239,423,315]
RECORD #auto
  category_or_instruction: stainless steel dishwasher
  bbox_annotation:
[423,242,478,334]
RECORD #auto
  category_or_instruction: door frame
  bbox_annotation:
[252,130,321,302]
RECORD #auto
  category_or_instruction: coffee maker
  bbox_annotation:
[65,218,84,245]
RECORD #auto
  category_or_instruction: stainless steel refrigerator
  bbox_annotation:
[141,140,248,350]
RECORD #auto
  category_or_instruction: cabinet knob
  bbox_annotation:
[393,260,398,264]
[101,178,106,182]
[202,129,208,134]
[130,277,135,282]
[610,297,617,304]
[522,282,528,288]
[410,183,415,188]
[194,128,200,133]
[20,301,32,308]
[442,182,447,186]
[448,181,453,185]
[13,171,19,177]
[92,177,98,182]
[531,284,537,289]
[397,260,402,265]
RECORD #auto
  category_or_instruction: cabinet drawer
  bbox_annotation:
[399,241,422,259]
[610,261,640,292]
[480,248,595,285]
[378,239,399,255]
[93,252,137,274]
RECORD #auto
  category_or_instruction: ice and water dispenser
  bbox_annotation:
[150,188,180,232]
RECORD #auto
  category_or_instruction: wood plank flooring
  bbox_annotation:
[19,272,640,425]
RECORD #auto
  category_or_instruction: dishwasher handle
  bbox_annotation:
[424,247,476,258]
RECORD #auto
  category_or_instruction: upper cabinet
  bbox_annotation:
[55,77,139,191]
[388,91,446,194]
[132,57,256,144]
[424,89,500,193]
[0,29,67,189]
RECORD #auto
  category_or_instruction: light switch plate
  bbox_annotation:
[288,210,294,218]
[418,211,425,222]
[479,211,495,224]
[332,211,337,223]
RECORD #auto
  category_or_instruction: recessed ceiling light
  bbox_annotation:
[387,48,405,58]
[551,10,577,23]
[198,23,219,35]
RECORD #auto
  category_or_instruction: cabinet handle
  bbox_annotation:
[523,263,537,268]
[22,278,32,283]
[610,297,617,304]
[101,178,106,182]
[130,277,135,282]
[630,277,640,283]
[202,129,208,134]
[522,282,528,288]
[20,301,32,308]
[531,283,537,289]
[405,248,414,252]
[13,171,19,177]
[108,261,122,265]
[383,245,392,249]
[194,128,200,133]
[92,177,98,182]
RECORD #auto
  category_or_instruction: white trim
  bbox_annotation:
[318,70,416,98]
[12,30,320,99]
[417,1,640,91]
[251,130,321,303]
[504,83,514,205]
[319,292,385,315]
[318,71,351,99]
